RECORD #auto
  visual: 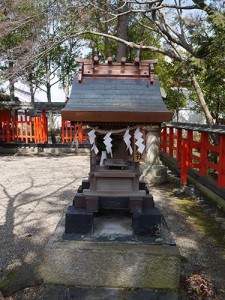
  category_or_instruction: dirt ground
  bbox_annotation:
[0,154,225,299]
[152,179,225,299]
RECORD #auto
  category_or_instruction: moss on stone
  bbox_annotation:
[0,272,17,290]
[175,197,225,247]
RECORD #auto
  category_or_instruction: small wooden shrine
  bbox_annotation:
[61,56,172,235]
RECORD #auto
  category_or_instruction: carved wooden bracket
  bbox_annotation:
[75,57,158,84]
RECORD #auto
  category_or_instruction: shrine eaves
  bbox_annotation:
[61,57,173,125]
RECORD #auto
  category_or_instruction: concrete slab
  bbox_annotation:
[93,213,133,237]
[42,285,179,300]
[40,215,181,291]
[0,144,89,156]
[67,286,179,300]
[83,189,146,196]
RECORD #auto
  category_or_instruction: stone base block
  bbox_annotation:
[132,208,161,235]
[73,193,86,208]
[140,164,168,185]
[99,196,129,210]
[86,195,99,212]
[65,206,94,234]
[40,217,181,290]
[82,179,90,190]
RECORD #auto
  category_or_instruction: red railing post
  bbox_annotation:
[29,116,32,142]
[169,127,173,157]
[24,110,28,143]
[162,127,167,153]
[181,138,190,185]
[65,121,68,143]
[199,132,208,177]
[176,128,182,162]
[41,110,48,143]
[11,112,15,141]
[15,110,19,141]
[6,110,11,143]
[218,135,225,188]
[38,116,41,143]
[34,116,36,143]
[78,122,83,144]
[187,130,193,165]
[61,120,65,144]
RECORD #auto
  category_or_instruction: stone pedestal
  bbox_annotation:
[140,164,168,185]
[145,126,161,165]
[40,216,181,290]
[66,178,161,235]
[140,126,168,184]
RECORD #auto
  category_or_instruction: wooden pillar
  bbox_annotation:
[169,127,173,157]
[15,110,19,141]
[176,128,182,162]
[70,122,73,143]
[181,138,189,185]
[42,110,48,143]
[187,130,193,166]
[38,116,42,142]
[11,111,15,142]
[61,120,65,144]
[6,110,11,143]
[29,116,32,142]
[19,115,22,141]
[218,135,225,188]
[160,127,167,153]
[199,132,208,177]
[34,117,37,143]
[78,122,83,144]
[65,121,68,143]
[25,110,28,143]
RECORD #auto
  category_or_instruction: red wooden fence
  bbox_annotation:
[0,109,48,143]
[0,109,89,145]
[61,120,89,144]
[160,123,225,188]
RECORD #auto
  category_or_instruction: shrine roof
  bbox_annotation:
[61,57,173,123]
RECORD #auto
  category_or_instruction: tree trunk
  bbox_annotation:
[103,0,111,59]
[116,0,129,61]
[48,110,56,143]
[45,58,51,103]
[8,61,15,99]
[28,71,35,105]
[46,82,51,103]
[64,73,70,101]
[190,72,219,145]
[190,72,214,124]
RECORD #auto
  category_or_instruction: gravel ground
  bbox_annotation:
[0,154,225,299]
[152,180,225,299]
[0,154,90,297]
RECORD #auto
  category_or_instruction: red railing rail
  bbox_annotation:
[0,109,48,143]
[0,109,90,145]
[160,122,225,188]
[61,120,89,144]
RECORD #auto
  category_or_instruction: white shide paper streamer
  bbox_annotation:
[123,129,133,155]
[88,129,99,155]
[103,132,113,157]
[134,128,145,154]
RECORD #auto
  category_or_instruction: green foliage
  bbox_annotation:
[0,90,11,101]
[0,0,224,116]
[156,59,187,114]
[188,7,225,122]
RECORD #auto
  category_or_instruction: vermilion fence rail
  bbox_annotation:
[160,122,225,188]
[0,109,89,145]
[61,120,89,144]
[0,109,48,143]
